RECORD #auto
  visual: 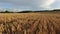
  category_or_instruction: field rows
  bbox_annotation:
[0,13,60,34]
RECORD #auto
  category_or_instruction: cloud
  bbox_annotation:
[39,0,55,9]
[0,0,56,10]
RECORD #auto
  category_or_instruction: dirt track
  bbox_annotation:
[0,13,60,34]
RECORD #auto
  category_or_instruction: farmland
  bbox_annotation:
[0,13,60,34]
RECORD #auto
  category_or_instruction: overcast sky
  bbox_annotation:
[0,0,60,11]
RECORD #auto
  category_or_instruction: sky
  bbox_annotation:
[0,0,60,11]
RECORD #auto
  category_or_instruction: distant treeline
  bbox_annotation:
[0,9,60,13]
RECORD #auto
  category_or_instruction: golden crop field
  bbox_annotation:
[0,13,60,34]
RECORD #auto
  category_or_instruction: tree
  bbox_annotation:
[5,10,9,13]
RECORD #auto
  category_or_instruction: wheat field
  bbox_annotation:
[0,13,60,34]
